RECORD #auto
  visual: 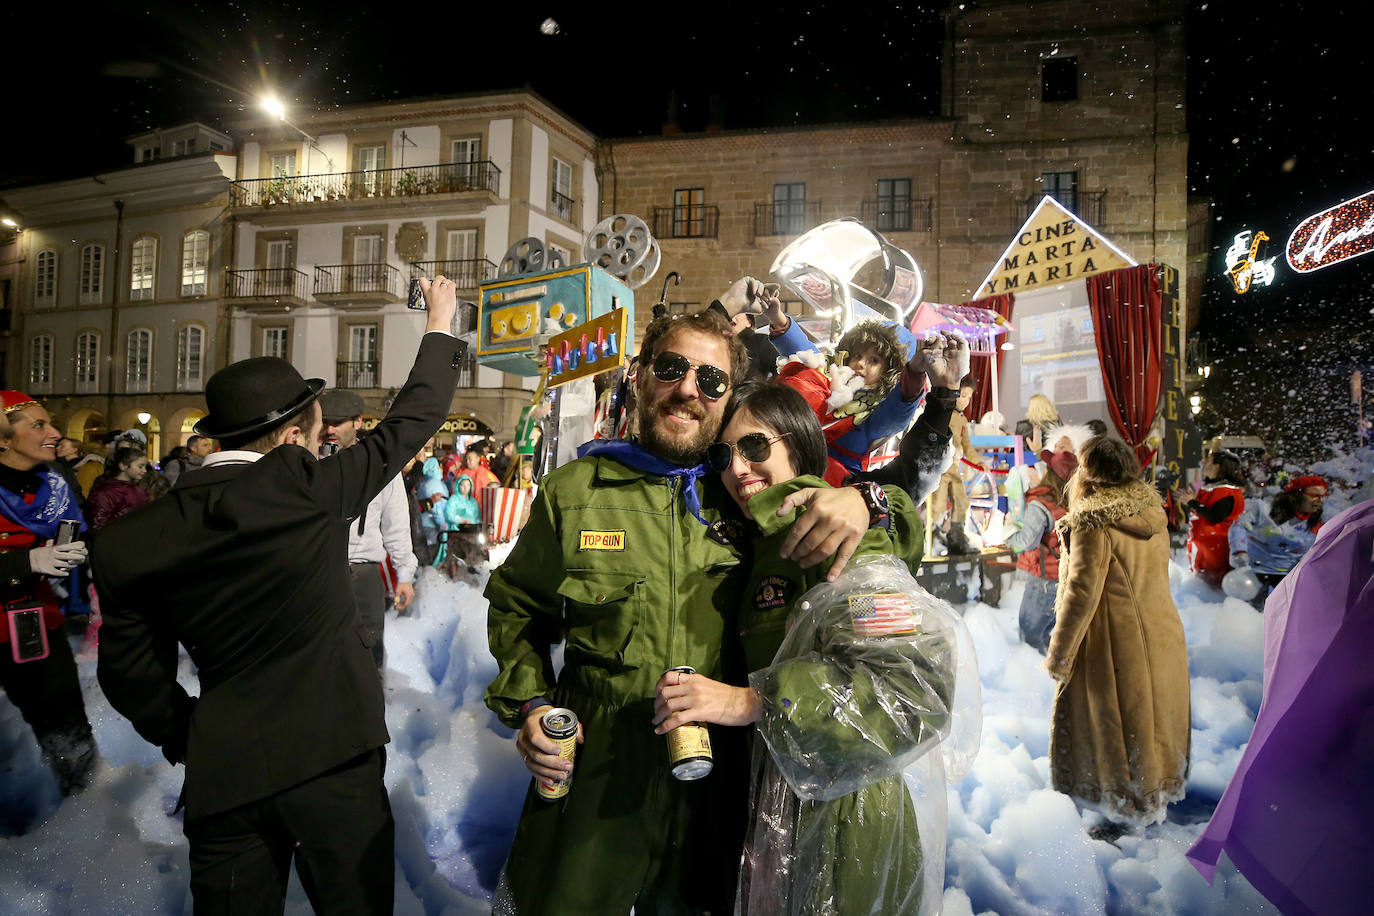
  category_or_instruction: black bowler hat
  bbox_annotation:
[194,357,324,440]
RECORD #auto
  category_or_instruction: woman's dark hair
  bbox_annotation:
[1208,449,1247,488]
[721,381,828,478]
[163,446,191,464]
[1079,436,1141,488]
[108,446,146,475]
[1270,489,1324,530]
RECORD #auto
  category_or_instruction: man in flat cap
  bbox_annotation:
[93,277,461,915]
[318,387,418,668]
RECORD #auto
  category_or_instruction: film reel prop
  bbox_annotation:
[498,237,567,278]
[583,214,661,289]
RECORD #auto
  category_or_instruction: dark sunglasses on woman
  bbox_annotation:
[650,352,731,401]
[707,432,790,473]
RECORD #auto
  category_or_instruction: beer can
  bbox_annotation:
[664,667,714,781]
[536,707,579,800]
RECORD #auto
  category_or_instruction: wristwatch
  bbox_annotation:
[853,481,891,531]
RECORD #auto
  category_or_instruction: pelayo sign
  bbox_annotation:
[1286,188,1374,273]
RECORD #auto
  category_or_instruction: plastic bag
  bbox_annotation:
[739,554,982,915]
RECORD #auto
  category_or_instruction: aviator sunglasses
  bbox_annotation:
[650,351,731,401]
[707,432,791,473]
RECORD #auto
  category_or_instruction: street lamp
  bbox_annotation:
[137,411,152,425]
[259,96,332,171]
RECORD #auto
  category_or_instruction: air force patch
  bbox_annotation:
[755,576,792,610]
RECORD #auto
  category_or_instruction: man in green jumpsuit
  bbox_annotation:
[484,289,894,914]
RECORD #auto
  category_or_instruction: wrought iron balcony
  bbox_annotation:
[408,258,497,290]
[337,360,379,388]
[859,197,934,232]
[753,200,823,237]
[1022,189,1106,225]
[230,160,502,208]
[225,268,311,312]
[314,264,403,304]
[653,205,720,239]
[551,190,574,222]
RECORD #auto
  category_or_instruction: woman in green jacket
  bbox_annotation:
[654,383,970,915]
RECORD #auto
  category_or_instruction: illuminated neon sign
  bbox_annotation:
[1223,230,1277,294]
[1287,188,1374,273]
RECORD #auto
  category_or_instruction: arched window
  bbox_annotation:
[35,249,57,305]
[181,229,210,296]
[29,334,53,392]
[126,328,153,393]
[177,324,205,391]
[131,237,157,300]
[80,244,104,305]
[75,331,101,393]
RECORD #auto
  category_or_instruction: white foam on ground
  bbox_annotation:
[0,543,1292,913]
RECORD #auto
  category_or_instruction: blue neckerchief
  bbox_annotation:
[578,439,711,525]
[0,466,85,540]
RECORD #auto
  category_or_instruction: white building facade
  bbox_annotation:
[223,91,600,441]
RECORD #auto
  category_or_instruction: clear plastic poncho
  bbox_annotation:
[740,554,981,916]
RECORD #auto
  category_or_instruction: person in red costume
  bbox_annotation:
[1186,449,1247,587]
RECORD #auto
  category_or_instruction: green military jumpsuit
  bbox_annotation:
[484,454,753,915]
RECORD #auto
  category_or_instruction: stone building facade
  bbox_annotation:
[601,0,1189,342]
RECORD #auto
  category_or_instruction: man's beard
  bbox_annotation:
[636,395,718,465]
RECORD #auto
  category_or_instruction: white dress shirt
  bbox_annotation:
[347,474,419,584]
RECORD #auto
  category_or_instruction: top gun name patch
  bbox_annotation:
[579,530,626,551]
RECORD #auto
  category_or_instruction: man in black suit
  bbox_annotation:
[93,277,461,915]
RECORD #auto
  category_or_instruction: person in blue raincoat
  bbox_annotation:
[415,456,448,550]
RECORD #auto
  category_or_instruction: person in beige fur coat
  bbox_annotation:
[1046,436,1191,839]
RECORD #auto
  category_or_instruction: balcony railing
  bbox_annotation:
[230,160,502,207]
[753,200,823,237]
[859,197,934,232]
[314,263,402,298]
[225,267,310,300]
[551,190,574,221]
[409,258,497,290]
[653,205,720,239]
[337,360,379,388]
[1022,189,1106,225]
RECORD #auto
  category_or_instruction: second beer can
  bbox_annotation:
[664,667,714,781]
[536,707,579,800]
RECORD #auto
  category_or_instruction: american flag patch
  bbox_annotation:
[848,593,918,637]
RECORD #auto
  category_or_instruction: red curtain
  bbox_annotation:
[959,292,1015,423]
[1084,265,1165,466]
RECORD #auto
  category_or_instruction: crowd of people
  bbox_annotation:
[1,269,1368,915]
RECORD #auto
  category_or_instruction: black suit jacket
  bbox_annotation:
[94,333,461,819]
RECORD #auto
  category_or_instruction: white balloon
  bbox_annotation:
[1222,566,1263,601]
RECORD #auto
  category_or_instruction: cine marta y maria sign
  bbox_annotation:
[1286,188,1374,273]
[976,196,1136,298]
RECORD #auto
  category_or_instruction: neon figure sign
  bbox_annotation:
[1224,230,1277,294]
[1287,188,1374,273]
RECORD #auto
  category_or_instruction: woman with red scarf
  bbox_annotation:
[1186,449,1247,587]
[0,390,97,795]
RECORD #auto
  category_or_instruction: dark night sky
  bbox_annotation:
[4,1,1369,335]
